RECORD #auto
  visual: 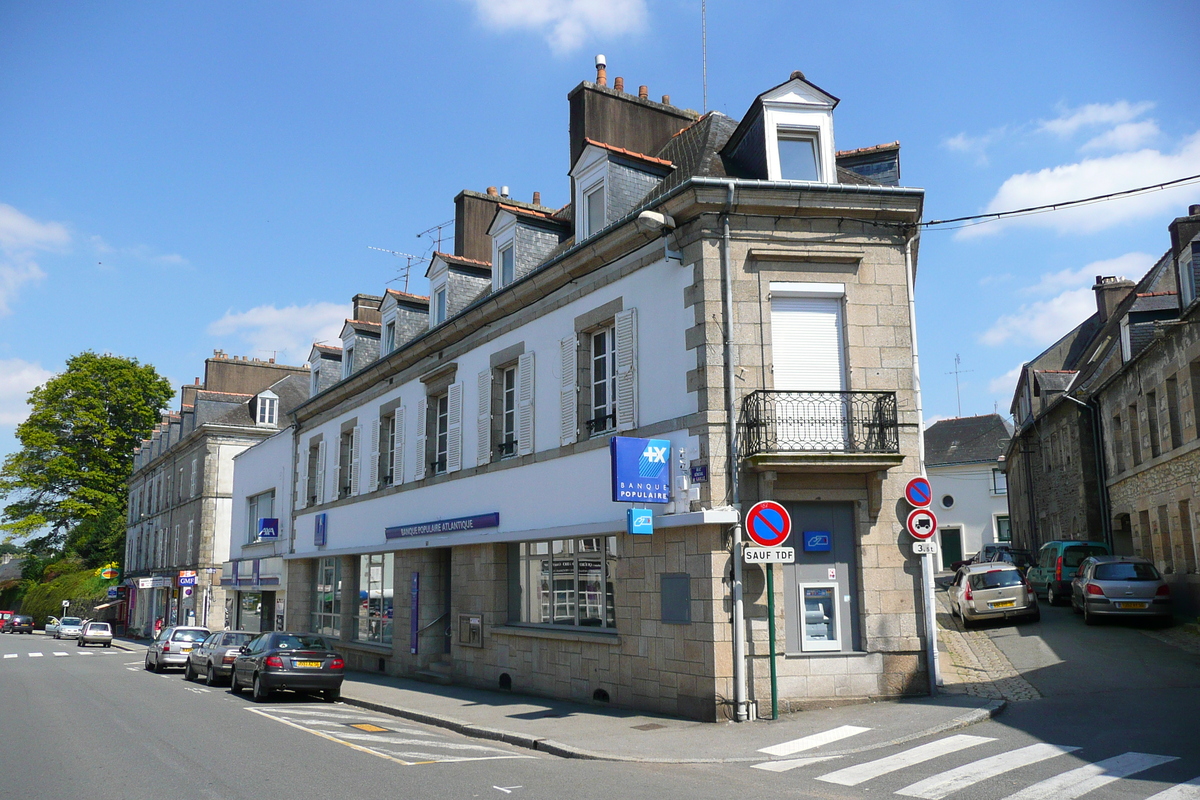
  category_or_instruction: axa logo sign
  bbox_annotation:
[612,436,672,503]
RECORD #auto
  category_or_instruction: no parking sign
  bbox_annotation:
[745,501,792,548]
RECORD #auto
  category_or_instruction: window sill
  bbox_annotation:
[492,625,619,645]
[784,650,873,659]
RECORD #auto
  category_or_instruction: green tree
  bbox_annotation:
[0,352,173,563]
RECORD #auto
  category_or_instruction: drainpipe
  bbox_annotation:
[721,182,749,722]
[903,230,940,694]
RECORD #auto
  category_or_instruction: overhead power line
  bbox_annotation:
[922,173,1200,231]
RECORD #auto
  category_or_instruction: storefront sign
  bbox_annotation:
[257,518,280,540]
[107,587,119,599]
[386,512,500,540]
[802,530,832,553]
[314,513,327,547]
[627,508,654,535]
[610,436,671,503]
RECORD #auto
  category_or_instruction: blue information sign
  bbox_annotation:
[611,436,671,503]
[314,513,328,547]
[257,517,279,540]
[627,508,654,535]
[803,530,832,552]
[107,587,118,599]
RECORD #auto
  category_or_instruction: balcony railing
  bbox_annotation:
[739,390,899,458]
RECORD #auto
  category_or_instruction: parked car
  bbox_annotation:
[0,611,14,630]
[985,548,1036,575]
[54,617,85,639]
[948,562,1040,628]
[1027,540,1110,605]
[950,544,1012,573]
[44,616,60,636]
[1070,556,1173,625]
[144,626,211,672]
[2,615,34,634]
[184,630,255,686]
[230,631,345,702]
[78,621,113,647]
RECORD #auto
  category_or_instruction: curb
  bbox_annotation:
[340,693,1006,764]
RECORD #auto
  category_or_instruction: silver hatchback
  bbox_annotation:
[949,563,1040,628]
[1071,556,1173,625]
[144,626,211,672]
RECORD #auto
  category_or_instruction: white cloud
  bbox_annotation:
[0,203,67,316]
[943,128,1008,166]
[467,0,648,54]
[1038,101,1155,138]
[0,358,54,426]
[90,235,188,268]
[923,414,949,430]
[980,287,1097,347]
[957,131,1200,238]
[207,302,350,365]
[1023,252,1155,296]
[988,363,1025,395]
[1081,120,1160,152]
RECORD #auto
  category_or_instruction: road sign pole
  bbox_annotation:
[767,564,778,720]
[922,551,938,696]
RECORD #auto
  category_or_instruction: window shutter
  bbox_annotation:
[615,307,638,432]
[190,457,198,497]
[477,369,492,466]
[518,351,535,456]
[560,335,578,446]
[350,426,362,495]
[315,440,327,504]
[393,407,405,485]
[295,442,308,510]
[367,419,380,493]
[769,296,846,391]
[447,381,463,473]
[413,398,427,481]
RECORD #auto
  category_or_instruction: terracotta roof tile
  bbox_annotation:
[386,288,430,302]
[433,251,492,269]
[836,141,900,157]
[582,138,674,168]
[497,203,555,220]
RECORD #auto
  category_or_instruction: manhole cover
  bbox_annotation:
[631,723,666,731]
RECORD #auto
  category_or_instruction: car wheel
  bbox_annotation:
[230,672,244,695]
[104,642,110,648]
[323,687,341,703]
[1026,607,1041,623]
[184,661,196,681]
[205,663,219,687]
[152,654,164,673]
[252,674,271,702]
[1083,604,1098,626]
[144,654,153,671]
[76,640,82,647]
[1047,585,1059,606]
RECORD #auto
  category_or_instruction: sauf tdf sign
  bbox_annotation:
[610,436,671,503]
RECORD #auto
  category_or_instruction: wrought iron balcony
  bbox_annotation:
[739,390,900,458]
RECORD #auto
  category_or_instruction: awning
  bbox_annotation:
[92,599,126,611]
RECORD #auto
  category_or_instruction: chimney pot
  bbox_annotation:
[662,94,670,105]
[638,85,648,99]
[501,186,510,198]
[532,191,542,206]
[486,186,499,196]
[1190,204,1200,216]
[194,378,200,385]
[595,54,607,86]
[614,77,624,92]
[791,70,806,81]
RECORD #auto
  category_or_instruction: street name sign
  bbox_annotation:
[744,547,795,564]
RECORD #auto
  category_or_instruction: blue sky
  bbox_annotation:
[1,0,1198,464]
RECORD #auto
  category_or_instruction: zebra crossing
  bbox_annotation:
[751,726,1198,800]
[249,704,540,766]
[1,648,121,659]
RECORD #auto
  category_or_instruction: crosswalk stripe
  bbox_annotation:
[3,654,16,659]
[53,652,69,656]
[758,725,871,756]
[28,652,42,657]
[79,652,93,656]
[334,733,513,753]
[1145,776,1200,800]
[1000,752,1178,800]
[817,734,995,786]
[896,743,1080,799]
[752,755,842,773]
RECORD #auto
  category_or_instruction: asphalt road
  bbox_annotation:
[2,613,1198,800]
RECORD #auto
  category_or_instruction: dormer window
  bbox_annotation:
[434,287,447,324]
[584,183,606,237]
[343,346,355,378]
[723,72,839,184]
[383,319,396,354]
[499,243,515,287]
[777,129,820,181]
[255,391,279,426]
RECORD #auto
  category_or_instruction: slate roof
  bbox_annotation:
[925,414,1013,466]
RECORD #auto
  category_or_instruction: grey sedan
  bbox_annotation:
[184,630,255,686]
[1071,556,1173,625]
[54,617,85,639]
[948,563,1040,628]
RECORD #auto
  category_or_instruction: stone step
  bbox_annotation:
[410,668,453,685]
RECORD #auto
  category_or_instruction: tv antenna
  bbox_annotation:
[701,0,708,113]
[416,218,454,254]
[946,353,974,417]
[368,247,422,293]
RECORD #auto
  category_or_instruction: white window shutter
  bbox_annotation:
[393,407,405,485]
[350,425,362,495]
[447,381,463,473]
[413,398,427,481]
[615,307,638,432]
[367,419,380,493]
[517,351,535,456]
[295,442,308,510]
[316,440,327,504]
[559,335,578,446]
[477,368,492,466]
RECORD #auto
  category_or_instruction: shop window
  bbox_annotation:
[356,553,394,645]
[512,536,617,629]
[312,557,341,637]
[247,489,275,543]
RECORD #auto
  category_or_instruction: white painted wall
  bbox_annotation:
[927,462,1010,564]
[231,427,294,561]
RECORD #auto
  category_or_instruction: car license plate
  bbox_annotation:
[296,660,322,668]
[990,600,1016,608]
[181,646,192,652]
[1115,601,1147,609]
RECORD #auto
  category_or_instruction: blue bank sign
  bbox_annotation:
[610,436,671,503]
[257,518,280,540]
[386,512,500,540]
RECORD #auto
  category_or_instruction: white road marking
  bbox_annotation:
[53,652,70,656]
[126,667,140,672]
[378,750,529,763]
[3,654,16,659]
[263,708,381,720]
[752,755,842,772]
[78,651,93,656]
[494,787,522,793]
[28,652,43,658]
[1000,752,1178,800]
[896,743,1080,799]
[184,687,211,694]
[334,732,517,753]
[758,725,871,756]
[123,662,142,666]
[1145,777,1200,800]
[817,734,996,786]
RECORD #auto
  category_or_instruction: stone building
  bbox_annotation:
[276,64,929,721]
[123,353,307,635]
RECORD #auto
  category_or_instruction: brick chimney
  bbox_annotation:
[351,293,383,323]
[1168,203,1200,260]
[1093,275,1136,323]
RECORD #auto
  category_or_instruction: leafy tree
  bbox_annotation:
[0,352,173,562]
